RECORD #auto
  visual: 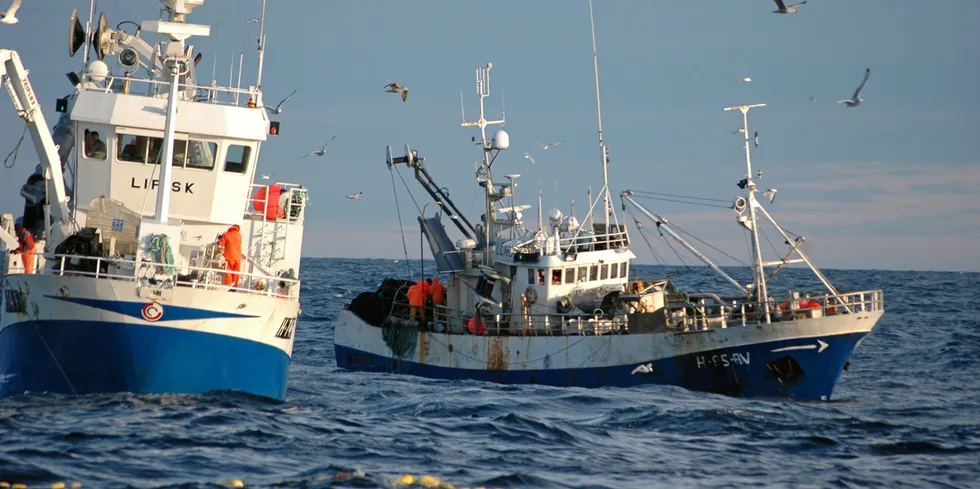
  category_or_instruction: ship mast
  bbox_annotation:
[723,103,771,323]
[461,63,506,265]
[589,0,613,225]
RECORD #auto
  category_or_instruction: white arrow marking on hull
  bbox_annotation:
[772,339,829,354]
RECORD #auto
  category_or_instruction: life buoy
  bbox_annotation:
[524,286,538,305]
[466,316,485,335]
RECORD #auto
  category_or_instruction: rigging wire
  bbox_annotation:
[3,113,33,168]
[624,206,664,266]
[628,190,732,203]
[655,222,695,271]
[668,220,750,267]
[388,165,412,278]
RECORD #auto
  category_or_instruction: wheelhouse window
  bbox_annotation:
[610,262,619,279]
[578,267,587,283]
[551,270,562,285]
[83,129,107,160]
[589,265,598,281]
[564,268,576,284]
[224,144,251,174]
[600,264,609,280]
[528,268,534,285]
[620,262,627,278]
[117,134,149,162]
[117,133,216,169]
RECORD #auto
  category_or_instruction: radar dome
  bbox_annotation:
[549,208,563,224]
[86,60,109,83]
[491,130,510,150]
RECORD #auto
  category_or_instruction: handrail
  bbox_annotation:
[83,74,258,106]
[3,251,301,301]
[386,301,628,337]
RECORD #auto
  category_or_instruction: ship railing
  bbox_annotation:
[85,73,258,107]
[556,229,629,254]
[245,183,309,222]
[664,289,885,331]
[387,301,628,336]
[3,251,300,301]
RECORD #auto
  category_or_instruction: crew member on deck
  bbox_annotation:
[407,280,425,324]
[430,277,446,306]
[11,225,36,274]
[218,224,242,287]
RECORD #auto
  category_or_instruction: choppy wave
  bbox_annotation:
[2,260,978,488]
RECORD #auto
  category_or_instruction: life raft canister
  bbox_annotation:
[252,185,285,220]
[466,316,485,335]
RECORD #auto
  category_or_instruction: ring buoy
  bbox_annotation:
[524,286,538,305]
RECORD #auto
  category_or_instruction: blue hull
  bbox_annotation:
[336,332,866,400]
[0,320,290,400]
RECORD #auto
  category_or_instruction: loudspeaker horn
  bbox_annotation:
[69,9,87,58]
[91,12,111,61]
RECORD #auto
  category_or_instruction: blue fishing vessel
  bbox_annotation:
[333,3,883,400]
[1,0,306,400]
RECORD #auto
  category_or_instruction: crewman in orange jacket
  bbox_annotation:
[12,226,36,274]
[218,224,242,287]
[407,280,425,323]
[430,277,446,305]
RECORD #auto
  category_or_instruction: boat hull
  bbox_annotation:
[1,275,298,400]
[334,309,883,400]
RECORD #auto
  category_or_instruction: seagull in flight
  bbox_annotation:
[733,127,745,134]
[0,0,22,24]
[838,68,871,107]
[261,89,297,115]
[536,140,563,150]
[736,77,752,83]
[383,82,408,102]
[772,0,806,14]
[764,189,778,203]
[809,96,818,102]
[246,17,259,23]
[300,135,337,159]
[347,192,362,200]
[260,173,275,180]
[524,152,536,165]
[631,363,653,375]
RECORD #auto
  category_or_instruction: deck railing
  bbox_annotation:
[663,289,885,331]
[85,74,258,106]
[375,289,883,337]
[2,251,300,301]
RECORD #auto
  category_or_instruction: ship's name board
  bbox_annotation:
[696,352,751,369]
[130,178,195,193]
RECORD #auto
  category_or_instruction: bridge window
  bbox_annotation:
[565,268,576,284]
[224,144,251,174]
[527,268,534,285]
[578,267,587,283]
[620,262,627,278]
[600,264,609,280]
[551,270,562,285]
[117,134,149,162]
[83,129,107,160]
[589,265,598,281]
[610,262,619,279]
[186,140,218,169]
[537,269,546,285]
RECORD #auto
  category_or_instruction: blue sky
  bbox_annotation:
[1,1,978,271]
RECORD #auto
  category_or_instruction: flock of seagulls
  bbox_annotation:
[0,0,21,24]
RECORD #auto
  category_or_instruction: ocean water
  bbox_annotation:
[1,258,978,489]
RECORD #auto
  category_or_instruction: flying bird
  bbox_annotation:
[737,77,752,83]
[383,82,408,102]
[631,363,653,375]
[733,127,745,134]
[536,140,563,150]
[260,173,275,180]
[300,135,337,159]
[837,68,871,107]
[809,96,818,102]
[764,189,778,203]
[0,0,22,24]
[347,192,362,200]
[524,152,536,165]
[246,17,259,23]
[772,0,806,14]
[261,89,297,115]
[753,131,759,148]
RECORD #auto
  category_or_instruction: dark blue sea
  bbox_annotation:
[2,258,978,489]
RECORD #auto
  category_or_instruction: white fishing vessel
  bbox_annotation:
[0,0,306,400]
[333,4,884,400]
